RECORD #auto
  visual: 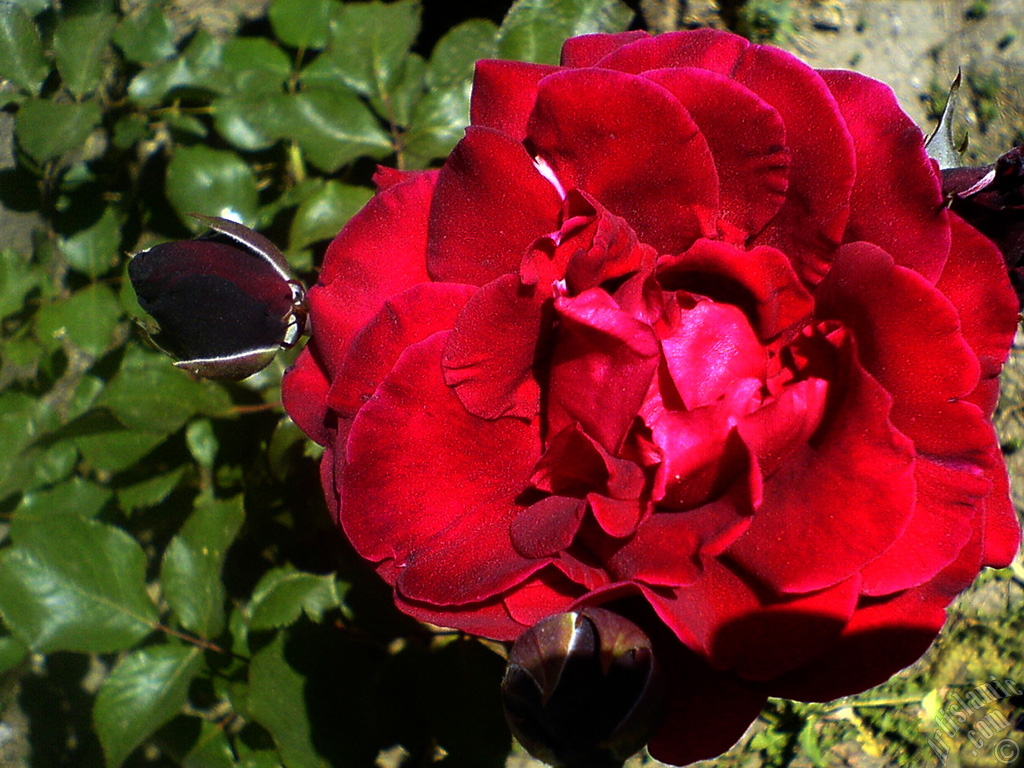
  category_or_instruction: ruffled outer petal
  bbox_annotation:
[428,127,563,286]
[642,67,789,240]
[596,30,856,283]
[726,340,917,594]
[470,59,558,141]
[559,31,650,68]
[312,171,435,370]
[821,69,950,282]
[281,347,332,446]
[343,332,544,606]
[527,68,719,254]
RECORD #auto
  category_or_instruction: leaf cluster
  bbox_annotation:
[0,0,634,766]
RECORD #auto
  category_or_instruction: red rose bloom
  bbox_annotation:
[283,30,1020,765]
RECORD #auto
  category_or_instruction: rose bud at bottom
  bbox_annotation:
[501,608,665,768]
[128,214,307,380]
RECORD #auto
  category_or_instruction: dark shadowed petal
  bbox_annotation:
[821,69,950,282]
[643,67,789,240]
[428,126,564,285]
[726,339,917,594]
[343,332,544,606]
[511,496,587,558]
[313,171,435,362]
[330,282,476,418]
[442,274,547,420]
[527,68,718,254]
[470,59,559,142]
[547,288,660,453]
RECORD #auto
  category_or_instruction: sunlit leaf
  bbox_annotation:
[112,3,176,64]
[127,30,224,106]
[0,2,49,94]
[14,476,112,520]
[497,0,634,64]
[403,83,470,167]
[288,180,371,252]
[248,566,342,630]
[427,19,499,89]
[34,282,122,356]
[0,511,158,653]
[268,0,334,51]
[60,205,123,278]
[94,644,203,768]
[0,248,39,318]
[162,495,245,638]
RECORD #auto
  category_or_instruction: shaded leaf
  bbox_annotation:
[0,634,28,675]
[497,0,634,64]
[268,0,334,51]
[288,180,371,252]
[181,720,238,768]
[14,476,112,520]
[0,511,158,653]
[112,3,177,64]
[116,465,187,513]
[14,97,103,162]
[0,248,40,318]
[60,205,123,278]
[53,6,117,98]
[221,36,292,94]
[34,282,122,356]
[0,2,49,94]
[248,566,342,630]
[161,495,245,638]
[94,644,203,768]
[128,30,224,106]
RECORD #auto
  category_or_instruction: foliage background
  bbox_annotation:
[0,1,1022,767]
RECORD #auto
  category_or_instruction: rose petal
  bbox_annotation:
[427,126,563,285]
[394,590,527,642]
[980,446,1020,567]
[282,346,332,446]
[442,274,546,420]
[502,569,582,626]
[658,239,814,339]
[727,340,917,593]
[815,241,989,459]
[470,59,559,141]
[936,215,1018,413]
[330,282,476,418]
[736,377,829,478]
[548,288,660,453]
[560,31,650,68]
[643,67,790,240]
[313,171,436,366]
[343,332,543,606]
[527,68,719,254]
[597,30,856,283]
[511,495,587,558]
[821,69,950,282]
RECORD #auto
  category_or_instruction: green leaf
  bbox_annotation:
[0,2,49,94]
[0,511,158,653]
[165,145,260,228]
[97,345,233,434]
[315,0,420,99]
[116,465,187,513]
[403,83,470,167]
[181,720,239,768]
[127,30,224,107]
[427,19,499,89]
[60,205,123,278]
[372,52,425,128]
[34,282,122,356]
[185,418,218,469]
[497,0,634,64]
[94,644,203,768]
[161,495,245,639]
[925,70,965,170]
[14,476,112,520]
[288,180,371,252]
[53,6,117,99]
[0,634,29,676]
[269,0,334,51]
[271,89,392,173]
[221,36,292,94]
[74,426,168,474]
[211,94,279,151]
[112,3,176,64]
[14,97,103,162]
[0,248,40,318]
[246,632,329,768]
[248,567,342,630]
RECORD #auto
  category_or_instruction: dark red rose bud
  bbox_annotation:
[501,608,665,768]
[128,215,307,380]
[943,146,1024,308]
